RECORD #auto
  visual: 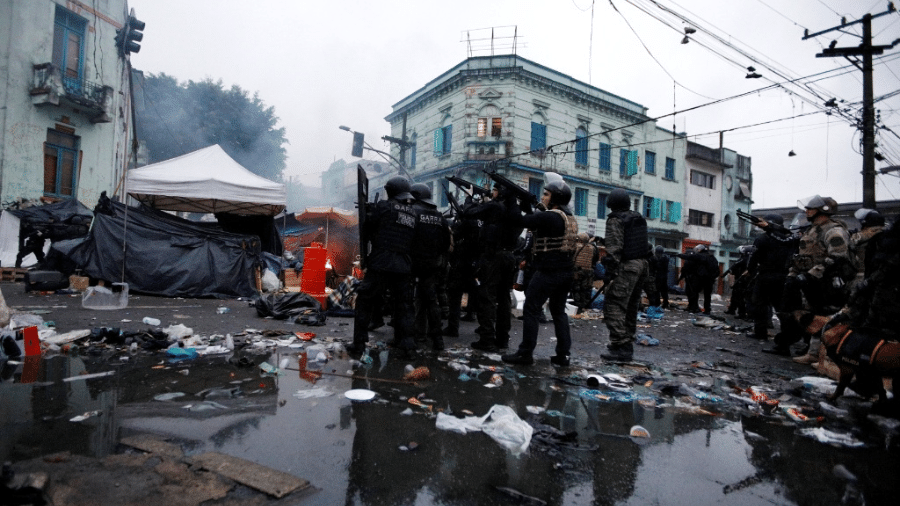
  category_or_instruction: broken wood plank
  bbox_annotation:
[120,434,185,459]
[189,451,310,498]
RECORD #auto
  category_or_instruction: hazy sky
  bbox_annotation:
[126,0,900,209]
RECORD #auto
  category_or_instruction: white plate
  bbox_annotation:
[345,389,376,401]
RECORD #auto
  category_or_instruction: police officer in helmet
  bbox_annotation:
[599,188,649,362]
[350,176,418,356]
[409,183,452,351]
[502,179,577,366]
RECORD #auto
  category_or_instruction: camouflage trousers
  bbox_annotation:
[571,268,594,309]
[604,258,649,346]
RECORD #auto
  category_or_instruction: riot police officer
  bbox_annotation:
[349,176,418,357]
[764,195,853,357]
[502,180,577,366]
[746,214,796,341]
[410,183,452,351]
[600,188,649,362]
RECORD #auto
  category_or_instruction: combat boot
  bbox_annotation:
[470,338,498,352]
[600,343,633,362]
[501,351,534,365]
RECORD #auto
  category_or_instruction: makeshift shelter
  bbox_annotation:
[276,207,359,279]
[0,199,93,268]
[125,144,286,216]
[54,201,262,298]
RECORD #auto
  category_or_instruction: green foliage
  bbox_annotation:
[136,73,287,182]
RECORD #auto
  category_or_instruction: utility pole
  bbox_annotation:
[803,3,899,209]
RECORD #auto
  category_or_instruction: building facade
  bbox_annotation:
[0,0,139,207]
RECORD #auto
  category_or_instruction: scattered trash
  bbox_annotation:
[436,404,534,455]
[62,370,115,382]
[790,376,840,396]
[679,383,723,404]
[407,397,433,411]
[637,334,659,346]
[142,317,161,326]
[629,425,651,444]
[398,442,419,452]
[580,389,653,403]
[70,411,101,422]
[166,347,198,360]
[526,406,546,415]
[163,324,193,339]
[403,366,431,381]
[586,374,608,387]
[798,427,864,448]
[153,392,186,401]
[489,374,504,386]
[295,332,316,341]
[345,389,376,402]
[216,306,231,314]
[258,361,281,375]
[292,387,332,399]
[644,306,665,320]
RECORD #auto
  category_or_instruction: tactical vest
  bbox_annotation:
[608,210,648,261]
[574,242,596,269]
[373,201,416,253]
[533,209,578,253]
[793,219,847,270]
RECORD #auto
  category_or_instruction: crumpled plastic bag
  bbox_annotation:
[163,324,193,340]
[798,427,864,448]
[436,404,534,455]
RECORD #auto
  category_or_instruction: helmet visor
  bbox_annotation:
[797,195,825,210]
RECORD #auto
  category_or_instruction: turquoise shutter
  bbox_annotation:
[433,129,443,156]
[627,150,639,176]
[650,198,661,219]
[670,202,682,223]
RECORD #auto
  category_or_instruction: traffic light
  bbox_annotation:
[116,14,145,56]
[351,132,364,157]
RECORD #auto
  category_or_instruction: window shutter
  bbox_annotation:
[433,129,443,156]
[619,149,628,176]
[627,150,638,176]
[599,143,611,171]
[650,198,661,219]
[670,202,682,223]
[530,122,546,151]
[444,125,452,153]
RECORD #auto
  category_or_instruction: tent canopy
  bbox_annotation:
[126,144,286,216]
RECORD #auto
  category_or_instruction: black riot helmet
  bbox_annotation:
[607,188,631,211]
[763,214,784,226]
[854,208,884,228]
[410,183,436,206]
[654,245,665,255]
[385,176,413,201]
[544,180,572,206]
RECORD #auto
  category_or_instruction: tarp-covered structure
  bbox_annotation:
[125,144,286,216]
[0,199,93,268]
[54,201,262,298]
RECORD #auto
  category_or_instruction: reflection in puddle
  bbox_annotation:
[1,350,897,505]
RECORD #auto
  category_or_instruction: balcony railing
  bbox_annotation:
[31,63,112,123]
[466,140,507,161]
[686,142,733,168]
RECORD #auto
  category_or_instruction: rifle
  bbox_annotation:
[445,175,491,197]
[483,170,538,206]
[736,210,793,237]
[445,190,463,217]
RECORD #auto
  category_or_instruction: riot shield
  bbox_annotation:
[356,165,369,269]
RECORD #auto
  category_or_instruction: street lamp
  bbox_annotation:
[338,125,412,179]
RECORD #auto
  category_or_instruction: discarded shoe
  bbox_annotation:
[501,351,534,365]
[762,346,791,356]
[470,339,498,352]
[550,355,570,367]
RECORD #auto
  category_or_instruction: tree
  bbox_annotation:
[135,72,288,182]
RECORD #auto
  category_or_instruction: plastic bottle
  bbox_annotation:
[142,317,161,326]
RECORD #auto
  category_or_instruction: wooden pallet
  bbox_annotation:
[0,268,27,283]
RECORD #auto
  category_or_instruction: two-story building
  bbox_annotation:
[0,0,139,207]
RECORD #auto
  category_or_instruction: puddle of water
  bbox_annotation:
[1,349,897,505]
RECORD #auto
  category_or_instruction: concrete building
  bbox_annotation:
[683,140,754,276]
[383,54,690,250]
[0,0,139,207]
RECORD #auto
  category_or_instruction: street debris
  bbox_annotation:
[436,404,534,455]
[798,427,865,448]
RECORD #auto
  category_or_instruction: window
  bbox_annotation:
[664,200,682,223]
[530,122,546,151]
[574,188,588,216]
[690,170,715,189]
[664,157,676,179]
[599,143,611,171]
[53,7,87,94]
[575,128,588,166]
[433,124,452,156]
[44,128,80,197]
[528,178,543,200]
[688,209,715,227]
[597,192,608,219]
[645,151,656,174]
[643,196,661,219]
[476,117,502,137]
[619,149,638,177]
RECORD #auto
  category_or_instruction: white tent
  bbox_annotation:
[126,144,286,216]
